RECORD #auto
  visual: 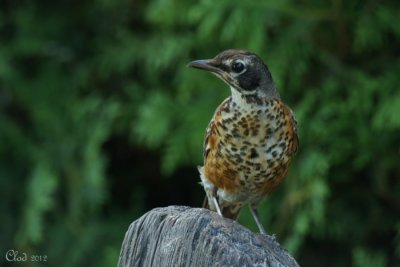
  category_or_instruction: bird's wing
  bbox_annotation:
[283,104,299,154]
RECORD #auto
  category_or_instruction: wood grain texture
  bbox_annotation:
[118,206,299,267]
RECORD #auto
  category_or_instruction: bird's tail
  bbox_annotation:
[202,196,242,220]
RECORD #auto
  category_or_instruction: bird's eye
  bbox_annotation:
[232,61,245,73]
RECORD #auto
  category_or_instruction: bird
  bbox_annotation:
[188,49,298,234]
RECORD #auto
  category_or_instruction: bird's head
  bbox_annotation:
[188,49,279,100]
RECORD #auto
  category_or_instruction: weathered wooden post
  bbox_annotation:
[118,206,299,267]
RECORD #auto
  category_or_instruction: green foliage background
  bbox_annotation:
[1,0,399,266]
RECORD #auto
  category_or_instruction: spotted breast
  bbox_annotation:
[199,94,298,219]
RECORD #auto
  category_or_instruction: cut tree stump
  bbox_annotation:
[118,205,299,267]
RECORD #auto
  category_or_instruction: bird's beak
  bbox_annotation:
[187,59,221,74]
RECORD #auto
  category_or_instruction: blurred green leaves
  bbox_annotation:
[16,162,58,245]
[353,248,388,267]
[373,94,400,130]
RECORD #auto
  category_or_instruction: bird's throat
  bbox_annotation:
[230,87,270,107]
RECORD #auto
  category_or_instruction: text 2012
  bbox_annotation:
[5,249,47,262]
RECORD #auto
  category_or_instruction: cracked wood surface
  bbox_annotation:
[118,206,299,267]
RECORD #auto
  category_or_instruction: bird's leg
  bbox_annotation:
[249,204,266,235]
[212,196,223,216]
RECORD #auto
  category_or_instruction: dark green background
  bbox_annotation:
[1,0,399,266]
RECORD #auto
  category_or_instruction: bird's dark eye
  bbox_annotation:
[232,61,245,73]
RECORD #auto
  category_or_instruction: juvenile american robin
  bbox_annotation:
[188,49,298,234]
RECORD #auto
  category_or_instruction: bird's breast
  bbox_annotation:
[203,99,296,202]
